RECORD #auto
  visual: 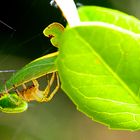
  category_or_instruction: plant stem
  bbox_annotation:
[54,0,80,27]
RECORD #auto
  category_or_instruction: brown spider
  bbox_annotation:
[14,72,59,102]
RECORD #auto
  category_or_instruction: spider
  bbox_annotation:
[14,72,59,102]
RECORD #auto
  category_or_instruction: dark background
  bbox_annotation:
[0,0,113,59]
[1,0,140,140]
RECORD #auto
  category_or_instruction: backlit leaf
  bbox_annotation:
[57,6,140,130]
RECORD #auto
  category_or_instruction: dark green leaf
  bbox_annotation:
[0,93,28,113]
[0,52,58,92]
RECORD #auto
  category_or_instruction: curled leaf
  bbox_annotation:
[0,93,28,113]
[0,52,58,92]
[43,22,64,47]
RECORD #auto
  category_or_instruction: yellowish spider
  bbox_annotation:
[14,72,59,102]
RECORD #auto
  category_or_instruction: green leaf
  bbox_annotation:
[0,23,61,113]
[78,6,140,33]
[0,52,58,92]
[43,22,64,47]
[0,93,28,113]
[57,6,140,130]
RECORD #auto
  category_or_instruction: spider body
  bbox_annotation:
[15,72,59,102]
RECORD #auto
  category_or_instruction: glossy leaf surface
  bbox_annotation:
[78,6,140,33]
[57,6,140,130]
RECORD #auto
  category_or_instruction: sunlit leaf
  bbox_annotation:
[78,6,140,33]
[57,6,140,130]
[43,22,64,47]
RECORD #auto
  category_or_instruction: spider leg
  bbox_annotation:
[31,79,42,101]
[13,84,27,100]
[5,85,21,105]
[48,72,56,86]
[37,75,51,102]
[32,79,39,89]
[4,85,9,96]
[4,85,16,104]
[43,72,60,102]
[38,72,55,102]
[22,83,27,90]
